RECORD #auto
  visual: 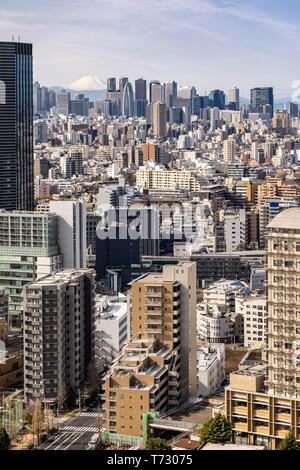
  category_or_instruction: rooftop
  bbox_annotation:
[268,208,300,230]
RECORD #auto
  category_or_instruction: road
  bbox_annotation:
[40,409,105,451]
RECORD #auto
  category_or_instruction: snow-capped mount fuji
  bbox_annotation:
[68,76,106,91]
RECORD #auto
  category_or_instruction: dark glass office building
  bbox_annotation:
[0,42,34,211]
[250,87,274,116]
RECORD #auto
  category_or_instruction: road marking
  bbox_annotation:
[53,432,79,450]
[63,431,88,450]
[62,426,98,433]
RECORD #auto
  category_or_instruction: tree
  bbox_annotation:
[0,427,10,451]
[32,399,44,446]
[58,382,68,411]
[145,438,171,450]
[277,431,300,450]
[198,413,232,445]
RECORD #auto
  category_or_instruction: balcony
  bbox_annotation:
[254,409,269,419]
[232,406,248,416]
[254,425,269,435]
[234,422,248,432]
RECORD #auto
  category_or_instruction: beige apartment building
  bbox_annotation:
[225,208,300,449]
[136,168,201,192]
[104,262,198,437]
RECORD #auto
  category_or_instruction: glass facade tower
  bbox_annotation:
[0,42,34,211]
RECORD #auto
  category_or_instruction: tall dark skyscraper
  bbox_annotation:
[135,78,147,101]
[0,41,34,211]
[250,87,274,116]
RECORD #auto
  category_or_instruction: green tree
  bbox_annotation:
[277,431,300,450]
[0,427,10,451]
[198,413,232,445]
[145,437,171,450]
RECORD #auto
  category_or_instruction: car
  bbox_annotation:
[82,407,90,412]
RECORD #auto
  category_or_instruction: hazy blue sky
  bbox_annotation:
[1,0,299,98]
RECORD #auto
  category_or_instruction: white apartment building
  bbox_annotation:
[197,306,235,343]
[197,344,225,397]
[224,209,246,252]
[201,279,247,313]
[235,294,267,347]
[94,294,129,372]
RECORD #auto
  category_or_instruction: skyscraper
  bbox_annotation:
[164,81,177,107]
[153,101,167,138]
[122,81,134,116]
[107,77,116,92]
[135,78,147,101]
[228,87,240,110]
[250,87,274,116]
[57,89,71,115]
[209,89,225,109]
[0,41,34,211]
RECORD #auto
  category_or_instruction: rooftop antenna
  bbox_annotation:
[18,36,20,42]
[12,35,14,42]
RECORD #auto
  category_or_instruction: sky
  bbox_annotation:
[1,0,300,98]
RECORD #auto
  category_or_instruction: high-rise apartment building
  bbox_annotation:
[153,101,167,138]
[223,138,236,163]
[225,208,300,449]
[250,87,274,116]
[23,269,96,404]
[104,262,197,437]
[0,41,34,211]
[0,211,62,327]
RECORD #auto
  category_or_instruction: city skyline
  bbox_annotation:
[1,0,300,98]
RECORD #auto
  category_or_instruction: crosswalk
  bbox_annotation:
[62,425,99,433]
[78,412,99,417]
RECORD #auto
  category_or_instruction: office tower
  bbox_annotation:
[177,86,196,100]
[23,269,96,404]
[40,86,49,113]
[148,81,162,104]
[119,77,128,92]
[228,87,240,110]
[135,78,147,117]
[33,81,41,114]
[192,95,209,115]
[210,107,220,130]
[49,200,87,269]
[223,138,236,163]
[57,89,71,115]
[0,41,34,212]
[70,93,89,116]
[288,101,299,118]
[250,87,274,116]
[104,262,197,437]
[107,77,116,92]
[209,89,225,109]
[153,101,167,138]
[122,81,134,116]
[48,89,56,110]
[135,78,146,101]
[164,81,177,107]
[0,211,62,327]
[272,110,290,135]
